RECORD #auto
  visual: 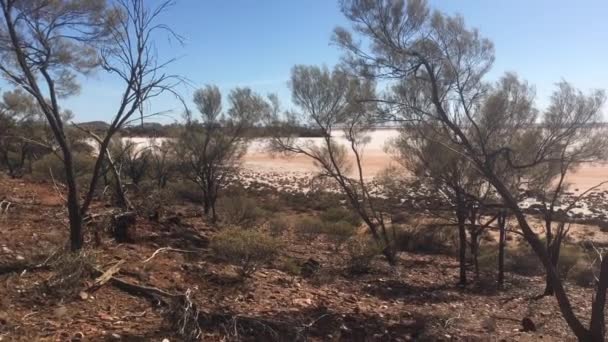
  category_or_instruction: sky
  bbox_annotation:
[16,0,608,123]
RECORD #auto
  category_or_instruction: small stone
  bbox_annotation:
[78,291,89,300]
[15,255,25,261]
[110,333,121,340]
[54,306,68,318]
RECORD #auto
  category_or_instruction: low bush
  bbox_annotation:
[294,217,326,240]
[505,244,543,276]
[345,236,382,274]
[320,206,362,227]
[32,152,95,185]
[277,256,301,276]
[166,181,203,204]
[395,225,457,255]
[323,220,357,251]
[390,212,410,225]
[136,186,175,221]
[477,245,498,272]
[267,217,290,237]
[38,251,94,302]
[558,245,585,278]
[218,195,265,228]
[568,261,596,287]
[210,228,281,277]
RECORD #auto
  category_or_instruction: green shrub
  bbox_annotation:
[166,181,203,204]
[210,228,281,277]
[136,186,176,220]
[558,245,585,278]
[395,225,457,255]
[277,256,301,276]
[32,152,95,184]
[568,261,595,287]
[294,217,326,240]
[323,220,356,251]
[345,236,382,274]
[477,245,498,272]
[218,195,265,228]
[505,245,543,276]
[267,217,290,237]
[259,197,283,213]
[320,207,362,227]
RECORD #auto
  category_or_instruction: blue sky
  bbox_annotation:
[23,0,608,122]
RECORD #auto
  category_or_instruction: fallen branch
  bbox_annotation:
[143,247,200,263]
[0,251,59,276]
[91,266,180,304]
[0,200,11,216]
[88,260,125,291]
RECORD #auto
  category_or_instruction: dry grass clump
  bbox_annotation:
[36,250,94,302]
[267,217,290,237]
[294,217,326,240]
[320,206,362,227]
[345,236,382,274]
[568,261,596,287]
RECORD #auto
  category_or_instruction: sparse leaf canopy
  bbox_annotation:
[0,0,111,97]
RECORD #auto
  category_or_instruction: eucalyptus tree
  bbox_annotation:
[335,0,608,340]
[393,123,497,284]
[176,86,268,222]
[0,0,181,250]
[0,89,46,177]
[269,65,398,265]
[526,83,608,296]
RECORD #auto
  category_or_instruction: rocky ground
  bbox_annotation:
[0,175,604,341]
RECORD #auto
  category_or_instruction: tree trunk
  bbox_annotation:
[81,135,113,217]
[487,175,591,341]
[457,205,467,286]
[468,206,480,280]
[63,149,83,251]
[112,211,137,243]
[211,202,217,223]
[382,247,397,266]
[590,256,608,341]
[471,234,480,280]
[107,154,130,210]
[543,216,555,296]
[497,211,506,289]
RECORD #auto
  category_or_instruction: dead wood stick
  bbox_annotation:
[0,251,58,276]
[143,247,200,263]
[88,260,125,290]
[91,266,180,304]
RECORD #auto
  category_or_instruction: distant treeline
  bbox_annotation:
[77,121,325,138]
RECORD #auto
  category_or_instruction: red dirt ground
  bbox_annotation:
[0,174,602,341]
